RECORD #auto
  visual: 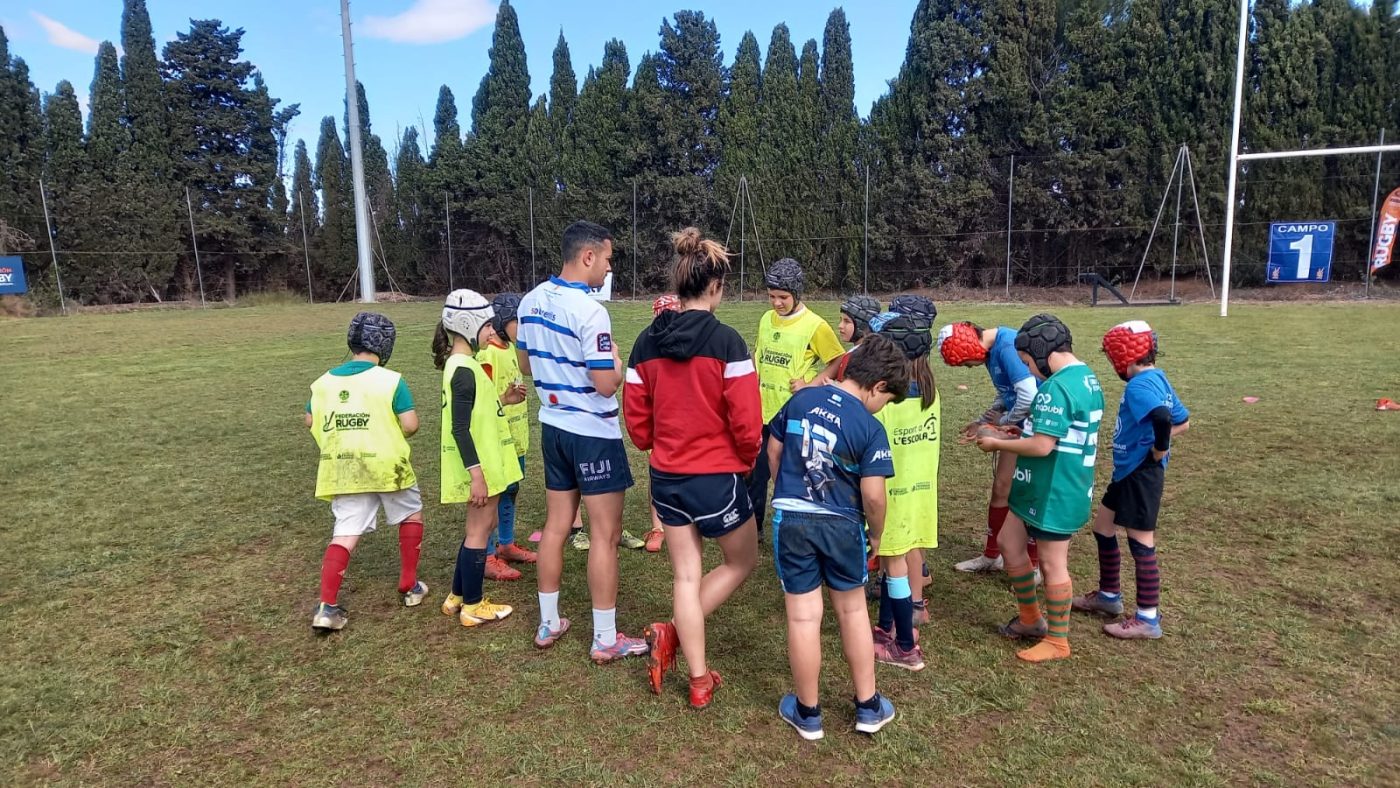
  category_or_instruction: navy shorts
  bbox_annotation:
[1102,458,1165,532]
[650,469,753,539]
[540,423,634,495]
[772,509,868,595]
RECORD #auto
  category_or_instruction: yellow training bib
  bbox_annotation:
[309,366,416,500]
[441,353,523,502]
[755,309,826,423]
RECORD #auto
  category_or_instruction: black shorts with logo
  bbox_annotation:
[650,468,754,539]
[541,423,634,495]
[1101,458,1166,532]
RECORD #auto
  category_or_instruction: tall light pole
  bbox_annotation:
[340,0,375,303]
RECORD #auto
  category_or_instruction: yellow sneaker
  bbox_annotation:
[441,593,464,617]
[459,598,513,627]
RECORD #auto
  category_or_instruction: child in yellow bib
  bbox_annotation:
[748,259,845,526]
[306,312,428,633]
[476,292,537,581]
[865,299,940,672]
[434,290,524,630]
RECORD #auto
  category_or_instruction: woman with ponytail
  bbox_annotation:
[623,228,763,709]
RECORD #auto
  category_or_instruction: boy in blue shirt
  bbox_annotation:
[766,333,911,740]
[1074,321,1190,639]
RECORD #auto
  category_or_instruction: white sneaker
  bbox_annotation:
[954,554,1004,573]
[1034,567,1044,586]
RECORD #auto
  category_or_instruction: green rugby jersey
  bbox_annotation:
[1009,362,1104,535]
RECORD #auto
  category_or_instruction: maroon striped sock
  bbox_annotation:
[1094,532,1121,595]
[1128,538,1159,609]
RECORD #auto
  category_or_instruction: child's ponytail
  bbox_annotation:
[431,323,453,370]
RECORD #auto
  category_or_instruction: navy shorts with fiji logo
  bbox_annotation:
[649,468,754,538]
[541,423,634,495]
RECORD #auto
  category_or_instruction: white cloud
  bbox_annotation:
[29,11,100,55]
[361,0,496,45]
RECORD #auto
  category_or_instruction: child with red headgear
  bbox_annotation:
[937,322,1041,576]
[1073,321,1190,639]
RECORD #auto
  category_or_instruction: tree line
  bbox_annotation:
[0,0,1396,305]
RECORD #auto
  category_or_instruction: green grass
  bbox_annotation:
[2,299,1398,786]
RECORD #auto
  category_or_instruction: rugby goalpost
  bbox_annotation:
[1219,0,1400,316]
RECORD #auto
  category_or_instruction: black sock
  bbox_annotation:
[913,599,927,610]
[452,543,469,597]
[462,547,488,605]
[877,576,894,631]
[855,693,882,711]
[797,701,821,719]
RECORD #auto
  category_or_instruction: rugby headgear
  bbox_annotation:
[653,294,681,317]
[347,311,397,365]
[937,322,987,366]
[442,289,494,345]
[1014,313,1073,378]
[839,294,882,341]
[889,294,937,329]
[489,293,522,336]
[869,311,933,360]
[764,258,805,297]
[1102,320,1158,381]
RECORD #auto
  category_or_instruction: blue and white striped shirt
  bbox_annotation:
[518,276,620,439]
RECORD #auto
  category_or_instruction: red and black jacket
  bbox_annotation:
[624,309,762,474]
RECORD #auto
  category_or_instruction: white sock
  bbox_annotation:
[593,607,617,647]
[538,591,560,629]
[1137,606,1159,621]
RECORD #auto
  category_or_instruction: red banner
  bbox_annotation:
[1372,186,1400,275]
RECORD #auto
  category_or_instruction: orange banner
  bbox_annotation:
[1372,186,1400,275]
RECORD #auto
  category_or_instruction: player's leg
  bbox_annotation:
[784,587,824,712]
[996,512,1046,639]
[910,547,930,626]
[956,449,1014,572]
[1016,533,1072,662]
[578,434,641,663]
[774,510,825,740]
[700,516,758,616]
[535,424,579,647]
[825,514,898,730]
[1104,461,1165,640]
[664,522,708,680]
[1075,503,1125,616]
[313,494,371,632]
[874,552,923,670]
[382,487,427,606]
[459,497,512,626]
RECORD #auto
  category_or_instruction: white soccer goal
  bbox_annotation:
[1218,0,1400,316]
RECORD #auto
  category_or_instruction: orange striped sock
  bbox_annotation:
[1007,562,1042,626]
[1018,581,1072,662]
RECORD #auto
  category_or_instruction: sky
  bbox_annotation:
[5,0,918,161]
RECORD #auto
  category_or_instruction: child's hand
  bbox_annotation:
[1151,448,1167,462]
[469,468,488,508]
[789,378,804,393]
[502,383,527,405]
[975,434,1001,453]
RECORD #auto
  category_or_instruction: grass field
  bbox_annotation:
[3,298,1398,786]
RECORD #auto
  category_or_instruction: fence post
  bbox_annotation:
[1365,128,1386,299]
[444,192,454,291]
[38,179,68,315]
[528,187,536,287]
[184,187,207,307]
[632,179,638,298]
[1004,155,1014,298]
[863,166,870,295]
[299,190,314,303]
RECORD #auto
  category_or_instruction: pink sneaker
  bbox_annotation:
[533,617,571,649]
[590,632,649,664]
[1104,615,1162,640]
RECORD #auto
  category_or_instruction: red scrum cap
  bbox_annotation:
[1102,320,1157,379]
[937,322,987,366]
[652,294,681,317]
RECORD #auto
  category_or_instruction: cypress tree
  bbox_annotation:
[288,138,318,294]
[564,41,632,245]
[120,0,179,295]
[346,81,396,277]
[656,11,724,176]
[755,24,802,265]
[393,126,434,290]
[548,31,577,191]
[0,33,46,286]
[86,43,135,302]
[41,82,84,302]
[820,10,861,287]
[430,85,463,168]
[716,31,762,197]
[314,116,354,287]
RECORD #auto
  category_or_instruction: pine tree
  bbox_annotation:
[548,31,577,192]
[41,82,84,303]
[656,11,724,177]
[163,20,283,300]
[120,0,179,296]
[430,85,463,169]
[314,116,354,289]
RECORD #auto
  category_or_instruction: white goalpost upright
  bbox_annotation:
[1218,0,1400,317]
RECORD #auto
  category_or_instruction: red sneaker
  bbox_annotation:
[644,621,678,694]
[497,542,537,564]
[689,670,723,710]
[483,555,521,581]
[644,528,665,553]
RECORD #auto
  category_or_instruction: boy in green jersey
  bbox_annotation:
[476,293,537,581]
[306,312,428,633]
[976,314,1104,663]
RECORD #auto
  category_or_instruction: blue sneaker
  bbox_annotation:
[854,693,896,734]
[778,693,824,741]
